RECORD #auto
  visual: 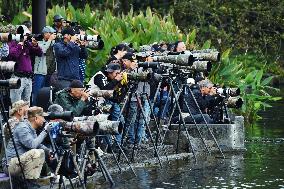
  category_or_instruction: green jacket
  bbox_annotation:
[54,89,87,117]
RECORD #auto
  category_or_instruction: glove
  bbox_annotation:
[44,122,53,133]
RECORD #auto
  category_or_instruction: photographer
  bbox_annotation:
[179,79,214,124]
[0,100,29,166]
[54,80,90,117]
[2,107,53,187]
[33,26,56,105]
[52,15,65,33]
[76,25,87,83]
[172,41,186,53]
[8,27,43,104]
[88,63,123,151]
[8,100,29,130]
[90,63,122,91]
[53,27,88,90]
[107,44,128,63]
[123,55,152,148]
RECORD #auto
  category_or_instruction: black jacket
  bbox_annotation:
[182,84,208,115]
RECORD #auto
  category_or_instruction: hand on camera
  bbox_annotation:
[115,73,123,81]
[77,40,87,47]
[210,87,217,95]
[44,122,53,133]
[48,33,56,41]
[81,89,90,101]
[70,35,78,42]
[48,152,55,161]
[31,38,38,46]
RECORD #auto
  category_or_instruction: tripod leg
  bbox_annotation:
[0,121,13,189]
[94,150,115,186]
[176,117,182,154]
[135,93,163,167]
[70,154,87,189]
[183,85,211,154]
[145,94,163,147]
[144,93,169,160]
[67,176,75,189]
[169,80,197,162]
[187,86,225,159]
[130,103,140,162]
[113,138,137,176]
[108,136,123,172]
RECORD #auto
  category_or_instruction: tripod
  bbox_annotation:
[117,82,164,167]
[49,133,86,189]
[78,139,115,186]
[153,75,225,159]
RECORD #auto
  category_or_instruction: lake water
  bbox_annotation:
[91,86,284,189]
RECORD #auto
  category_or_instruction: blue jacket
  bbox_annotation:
[54,41,88,80]
[4,120,49,163]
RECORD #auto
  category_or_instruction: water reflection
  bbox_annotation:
[89,86,284,189]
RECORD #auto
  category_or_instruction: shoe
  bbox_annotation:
[85,162,97,176]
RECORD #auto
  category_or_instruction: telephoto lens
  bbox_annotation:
[153,54,195,66]
[0,78,21,89]
[89,89,114,98]
[185,49,220,62]
[46,111,74,122]
[0,61,16,73]
[216,87,240,97]
[127,72,151,81]
[137,62,160,69]
[227,97,243,109]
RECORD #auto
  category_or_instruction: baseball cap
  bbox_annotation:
[27,106,49,118]
[69,80,84,88]
[48,104,64,113]
[42,26,56,34]
[122,52,136,61]
[9,100,29,116]
[105,63,121,73]
[53,14,64,22]
[61,27,75,36]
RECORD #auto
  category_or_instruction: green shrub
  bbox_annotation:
[9,4,281,123]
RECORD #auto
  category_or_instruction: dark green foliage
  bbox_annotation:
[173,0,284,59]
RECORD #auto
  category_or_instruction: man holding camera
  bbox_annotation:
[2,106,53,187]
[88,63,124,151]
[8,28,43,104]
[54,80,90,117]
[33,26,56,105]
[122,54,152,148]
[52,15,65,33]
[180,79,214,124]
[53,27,88,90]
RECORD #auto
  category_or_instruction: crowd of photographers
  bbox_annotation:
[0,14,243,188]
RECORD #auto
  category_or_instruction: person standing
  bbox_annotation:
[33,26,56,105]
[53,27,88,90]
[8,27,43,104]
